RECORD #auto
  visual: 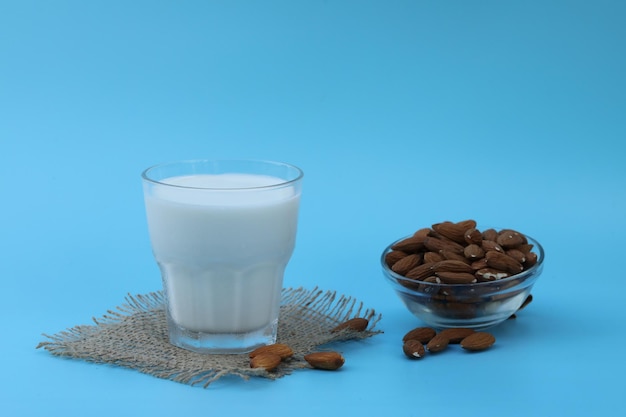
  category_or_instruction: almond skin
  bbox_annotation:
[392,253,423,275]
[423,251,445,263]
[403,339,426,359]
[460,332,496,351]
[304,352,345,370]
[440,250,471,264]
[456,219,477,231]
[432,260,475,274]
[250,353,282,371]
[438,328,475,343]
[405,262,435,280]
[464,227,483,245]
[424,236,465,254]
[426,333,449,353]
[464,244,485,260]
[482,228,498,242]
[331,317,369,333]
[402,326,437,343]
[485,250,524,274]
[497,229,527,248]
[392,235,426,253]
[385,250,408,268]
[506,249,527,264]
[435,271,477,284]
[523,251,538,268]
[482,240,504,253]
[432,221,467,244]
[249,343,294,360]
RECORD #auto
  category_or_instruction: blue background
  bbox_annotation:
[2,1,625,415]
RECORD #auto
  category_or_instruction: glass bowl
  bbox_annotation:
[381,232,544,330]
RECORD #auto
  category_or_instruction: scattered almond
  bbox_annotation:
[249,343,294,360]
[460,332,496,351]
[304,351,345,370]
[426,333,449,353]
[402,326,436,343]
[250,353,282,371]
[331,317,369,333]
[437,328,475,343]
[403,339,426,359]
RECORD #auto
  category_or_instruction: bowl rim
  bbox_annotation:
[381,230,544,290]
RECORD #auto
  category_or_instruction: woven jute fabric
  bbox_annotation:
[37,287,382,388]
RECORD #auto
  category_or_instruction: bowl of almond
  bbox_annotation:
[381,220,544,330]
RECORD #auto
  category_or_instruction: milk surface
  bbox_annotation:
[144,173,301,333]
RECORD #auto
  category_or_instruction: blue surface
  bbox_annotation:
[2,1,625,415]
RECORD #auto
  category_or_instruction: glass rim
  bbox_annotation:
[141,159,304,191]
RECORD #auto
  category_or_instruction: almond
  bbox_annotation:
[470,258,489,270]
[497,229,527,249]
[424,237,465,254]
[426,333,449,353]
[460,332,496,351]
[391,253,423,275]
[331,317,369,333]
[464,227,483,245]
[440,250,471,264]
[423,251,445,263]
[517,243,535,254]
[523,251,538,268]
[482,240,504,253]
[506,249,526,264]
[432,260,475,274]
[304,351,345,370]
[403,339,426,359]
[438,328,475,343]
[385,250,407,268]
[485,251,523,274]
[402,326,436,343]
[432,221,467,244]
[405,262,435,280]
[392,235,426,253]
[413,227,432,239]
[456,219,477,230]
[435,271,477,284]
[464,244,485,260]
[482,228,498,242]
[250,353,282,371]
[249,343,294,360]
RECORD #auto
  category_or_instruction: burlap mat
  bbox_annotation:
[37,287,382,388]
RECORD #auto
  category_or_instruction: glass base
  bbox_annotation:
[166,317,278,354]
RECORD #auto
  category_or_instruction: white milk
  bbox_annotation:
[144,173,300,333]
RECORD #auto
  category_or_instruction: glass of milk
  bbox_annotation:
[141,159,303,354]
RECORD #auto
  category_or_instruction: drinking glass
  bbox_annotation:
[142,159,303,353]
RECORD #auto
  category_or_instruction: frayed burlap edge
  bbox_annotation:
[37,287,382,388]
